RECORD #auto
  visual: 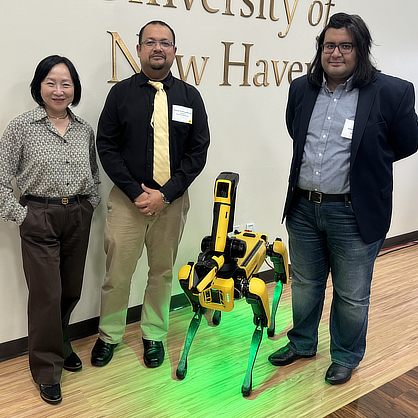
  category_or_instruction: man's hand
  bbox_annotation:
[134,184,168,216]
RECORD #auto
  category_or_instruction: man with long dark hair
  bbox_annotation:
[268,13,418,384]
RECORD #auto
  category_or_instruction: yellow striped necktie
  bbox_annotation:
[149,81,170,186]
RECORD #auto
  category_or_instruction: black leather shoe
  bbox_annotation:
[91,338,118,367]
[143,338,164,368]
[40,383,62,405]
[268,346,316,366]
[325,362,354,385]
[63,352,82,372]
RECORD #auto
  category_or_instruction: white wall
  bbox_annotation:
[1,0,418,344]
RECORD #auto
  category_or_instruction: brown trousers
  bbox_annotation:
[19,197,93,384]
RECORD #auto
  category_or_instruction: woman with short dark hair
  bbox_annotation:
[0,55,100,405]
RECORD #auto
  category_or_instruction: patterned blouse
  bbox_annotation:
[0,106,100,225]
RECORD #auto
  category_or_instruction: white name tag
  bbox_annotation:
[172,105,193,124]
[341,119,354,139]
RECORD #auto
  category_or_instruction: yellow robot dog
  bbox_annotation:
[176,172,289,396]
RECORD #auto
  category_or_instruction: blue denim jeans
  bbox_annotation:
[285,195,384,368]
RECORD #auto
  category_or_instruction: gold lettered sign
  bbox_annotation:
[108,0,335,86]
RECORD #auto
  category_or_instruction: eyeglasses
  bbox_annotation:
[140,40,175,49]
[322,43,355,55]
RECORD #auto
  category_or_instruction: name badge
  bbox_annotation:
[341,119,354,139]
[172,105,193,124]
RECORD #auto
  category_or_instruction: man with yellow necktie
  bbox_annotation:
[92,20,210,369]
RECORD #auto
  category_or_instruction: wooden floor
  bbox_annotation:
[1,243,418,418]
[327,365,418,417]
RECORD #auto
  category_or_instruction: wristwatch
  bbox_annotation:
[161,192,170,204]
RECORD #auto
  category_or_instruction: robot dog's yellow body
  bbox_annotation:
[177,172,288,396]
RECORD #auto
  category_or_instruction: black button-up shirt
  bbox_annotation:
[97,71,210,203]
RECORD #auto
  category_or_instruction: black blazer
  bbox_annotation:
[284,73,418,243]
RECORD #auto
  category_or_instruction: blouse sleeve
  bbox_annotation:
[0,119,28,225]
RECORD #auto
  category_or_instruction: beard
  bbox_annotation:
[149,57,166,71]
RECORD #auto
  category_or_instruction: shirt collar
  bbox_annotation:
[138,71,173,89]
[32,106,81,124]
[32,106,48,122]
[322,74,355,93]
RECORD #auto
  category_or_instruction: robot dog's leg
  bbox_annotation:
[241,319,263,397]
[176,306,204,380]
[241,277,270,397]
[246,277,271,328]
[267,280,283,337]
[266,239,289,337]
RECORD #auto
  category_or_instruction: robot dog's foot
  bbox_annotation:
[241,378,252,397]
[212,310,221,325]
[176,359,188,380]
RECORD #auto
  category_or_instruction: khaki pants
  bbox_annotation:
[98,185,189,343]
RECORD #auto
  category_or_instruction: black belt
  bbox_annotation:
[25,195,84,205]
[296,187,350,204]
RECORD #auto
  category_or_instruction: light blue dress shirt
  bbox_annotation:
[298,77,359,194]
